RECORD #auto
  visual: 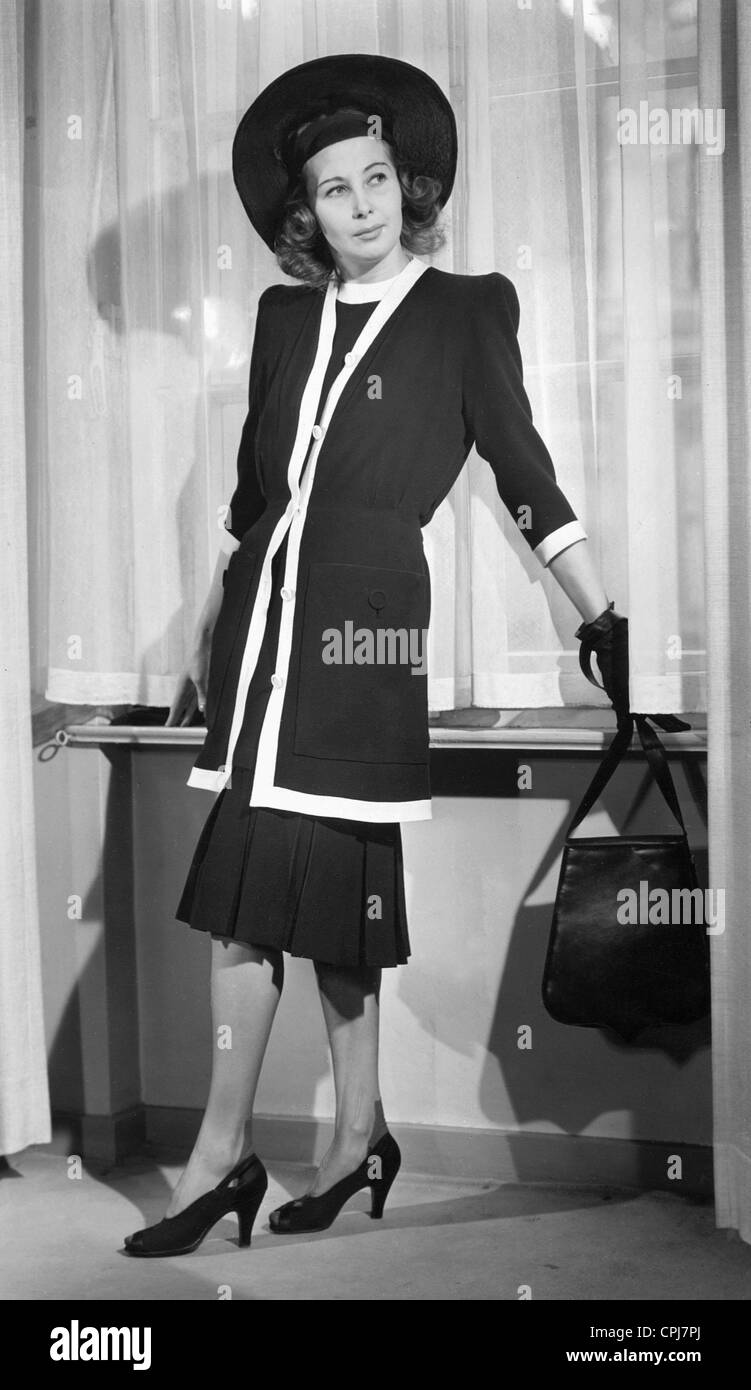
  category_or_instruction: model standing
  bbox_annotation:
[123,54,629,1257]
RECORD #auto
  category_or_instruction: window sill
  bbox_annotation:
[49,706,707,754]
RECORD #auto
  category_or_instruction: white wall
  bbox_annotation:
[33,739,711,1148]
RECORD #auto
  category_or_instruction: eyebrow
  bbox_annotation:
[316,161,390,191]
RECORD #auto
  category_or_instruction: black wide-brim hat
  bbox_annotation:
[232,53,458,250]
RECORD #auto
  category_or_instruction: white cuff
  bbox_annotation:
[219,526,242,556]
[534,520,588,566]
[187,765,232,792]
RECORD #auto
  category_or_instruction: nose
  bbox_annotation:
[351,183,373,218]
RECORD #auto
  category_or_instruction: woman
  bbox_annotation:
[123,54,629,1257]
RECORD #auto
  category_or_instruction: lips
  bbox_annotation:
[354,225,384,238]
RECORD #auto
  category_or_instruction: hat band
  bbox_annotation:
[285,107,394,183]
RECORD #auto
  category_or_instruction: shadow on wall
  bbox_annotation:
[399,746,712,1186]
[79,173,277,714]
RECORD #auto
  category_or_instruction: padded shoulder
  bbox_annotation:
[423,266,520,329]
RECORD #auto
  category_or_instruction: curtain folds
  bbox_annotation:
[1,0,51,1154]
[27,0,705,717]
[699,0,751,1246]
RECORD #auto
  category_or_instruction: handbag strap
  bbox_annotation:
[566,714,687,836]
[633,714,687,834]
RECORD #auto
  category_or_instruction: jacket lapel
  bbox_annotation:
[262,258,431,507]
[317,257,430,435]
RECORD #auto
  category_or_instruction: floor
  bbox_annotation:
[3,1149,751,1301]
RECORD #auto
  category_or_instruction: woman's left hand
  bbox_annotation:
[576,606,691,733]
[576,606,632,731]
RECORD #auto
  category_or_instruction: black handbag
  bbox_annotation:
[542,713,711,1041]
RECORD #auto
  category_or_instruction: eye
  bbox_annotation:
[325,183,348,197]
[369,172,387,184]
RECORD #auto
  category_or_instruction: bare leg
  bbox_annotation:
[307,961,389,1197]
[166,938,283,1217]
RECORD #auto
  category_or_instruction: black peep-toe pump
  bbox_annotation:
[123,1152,267,1257]
[269,1131,401,1234]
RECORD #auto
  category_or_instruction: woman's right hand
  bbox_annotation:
[166,633,212,727]
[166,549,230,727]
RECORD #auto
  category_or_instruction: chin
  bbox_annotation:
[354,235,399,259]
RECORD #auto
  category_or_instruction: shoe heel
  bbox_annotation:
[370,1134,401,1219]
[370,1173,396,1220]
[235,1189,265,1248]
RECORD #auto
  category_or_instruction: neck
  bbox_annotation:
[336,245,411,285]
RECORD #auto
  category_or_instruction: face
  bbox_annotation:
[303,135,406,278]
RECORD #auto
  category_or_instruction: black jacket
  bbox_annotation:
[187,257,586,820]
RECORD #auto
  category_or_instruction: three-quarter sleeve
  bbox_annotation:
[461,272,587,566]
[220,287,274,552]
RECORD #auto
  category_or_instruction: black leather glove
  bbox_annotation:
[575,603,632,732]
[574,603,692,735]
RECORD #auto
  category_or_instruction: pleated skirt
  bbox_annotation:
[175,769,410,967]
[175,541,411,967]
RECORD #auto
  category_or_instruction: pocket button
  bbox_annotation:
[368,588,387,612]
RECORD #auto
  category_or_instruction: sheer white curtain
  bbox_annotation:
[28,0,704,718]
[699,0,751,1246]
[456,0,705,712]
[1,0,51,1153]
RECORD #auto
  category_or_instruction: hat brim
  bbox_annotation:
[232,53,458,251]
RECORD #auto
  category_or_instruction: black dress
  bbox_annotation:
[175,298,411,968]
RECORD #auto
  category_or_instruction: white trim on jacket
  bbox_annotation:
[188,255,433,821]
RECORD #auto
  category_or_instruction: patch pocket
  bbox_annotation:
[205,548,259,730]
[293,562,429,765]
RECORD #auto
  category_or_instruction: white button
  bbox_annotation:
[280,587,295,601]
[293,505,302,515]
[271,674,284,690]
[218,765,226,773]
[311,424,323,440]
[344,351,357,366]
